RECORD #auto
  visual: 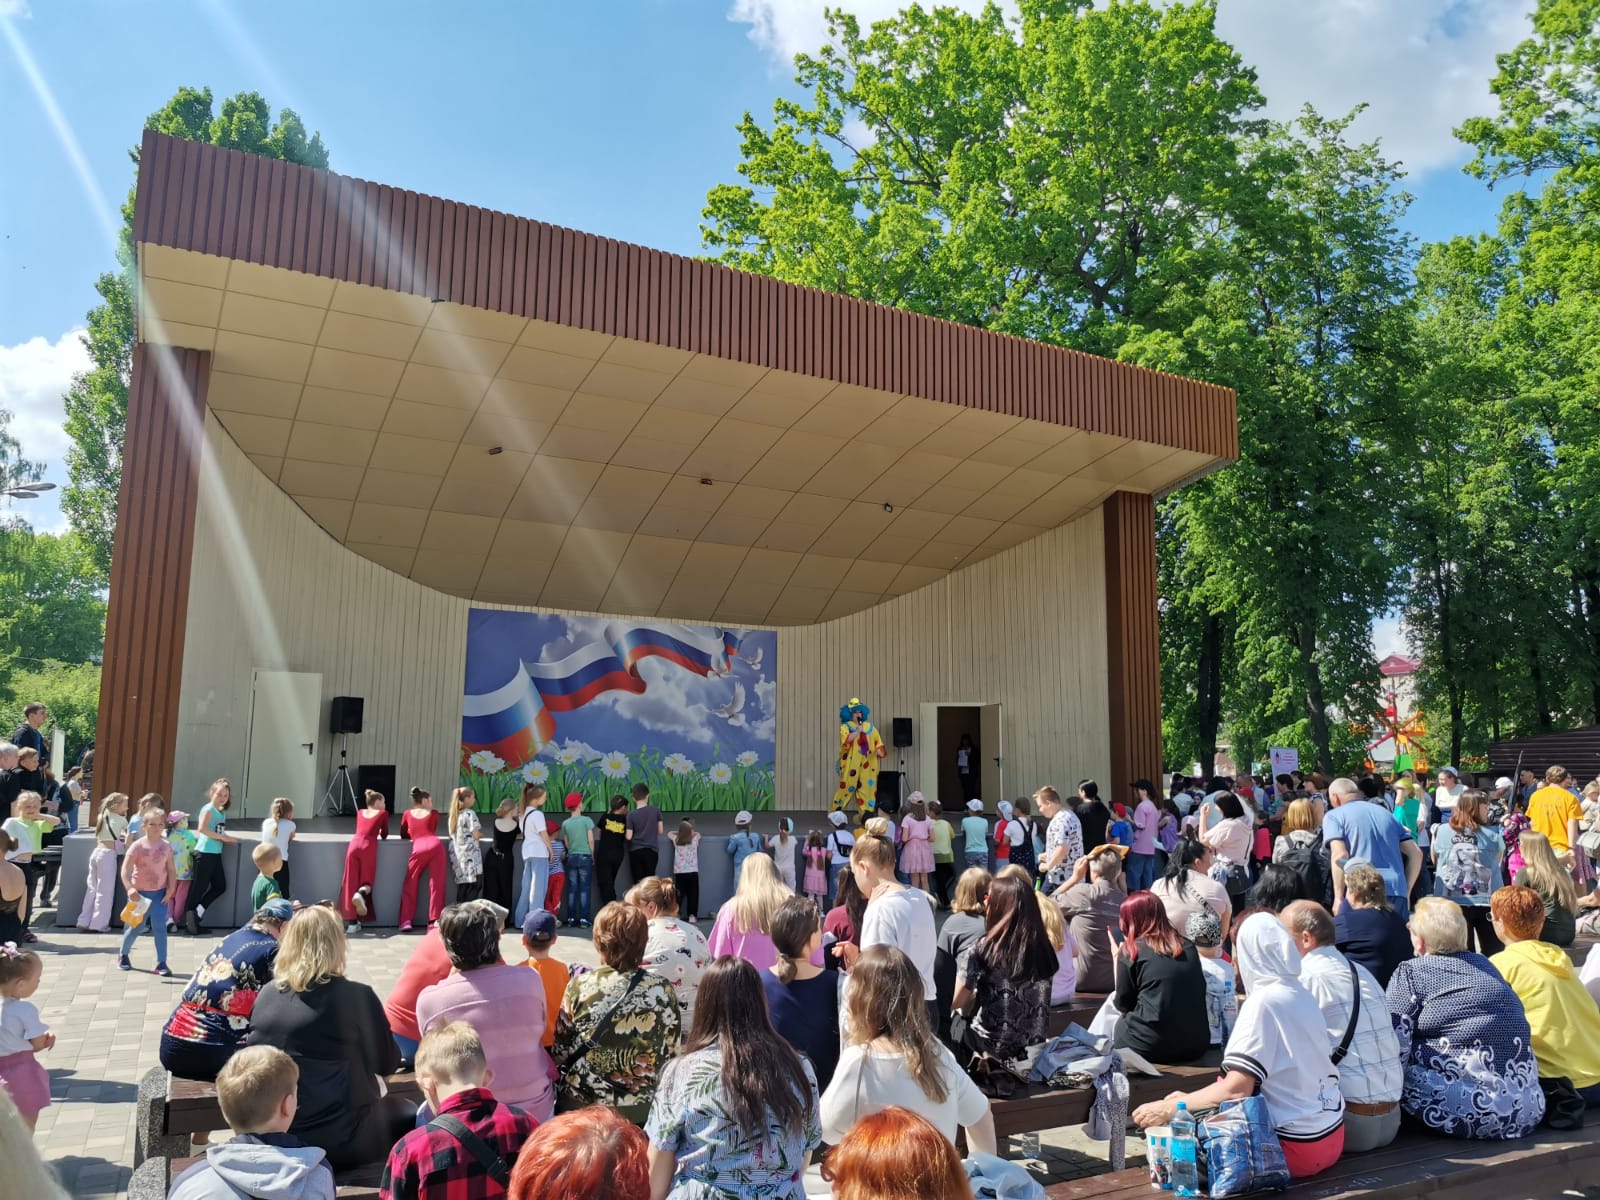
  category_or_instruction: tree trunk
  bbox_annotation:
[1583,563,1600,724]
[1298,623,1334,776]
[1196,612,1223,775]
[1449,685,1464,769]
[1529,645,1555,732]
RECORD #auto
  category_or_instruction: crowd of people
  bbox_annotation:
[6,735,1600,1198]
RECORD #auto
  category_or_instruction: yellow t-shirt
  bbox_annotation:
[1527,785,1583,853]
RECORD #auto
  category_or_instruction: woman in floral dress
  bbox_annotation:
[646,956,820,1199]
[628,875,710,1031]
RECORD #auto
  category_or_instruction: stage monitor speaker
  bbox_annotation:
[330,696,364,735]
[892,717,914,748]
[877,770,903,815]
[356,763,396,813]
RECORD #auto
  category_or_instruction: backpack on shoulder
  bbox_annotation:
[1277,838,1331,907]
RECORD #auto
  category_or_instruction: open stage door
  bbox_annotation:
[980,703,1003,805]
[917,702,1003,810]
[243,670,321,819]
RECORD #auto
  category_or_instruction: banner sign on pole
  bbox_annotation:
[1269,747,1299,778]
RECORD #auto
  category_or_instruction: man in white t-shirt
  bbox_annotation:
[838,831,937,1012]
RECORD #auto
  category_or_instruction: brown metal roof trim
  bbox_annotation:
[1103,491,1164,802]
[133,132,1237,461]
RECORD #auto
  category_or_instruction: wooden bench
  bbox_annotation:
[990,1051,1220,1143]
[1042,1127,1600,1200]
[1047,991,1111,1038]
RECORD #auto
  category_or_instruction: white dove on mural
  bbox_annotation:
[714,681,748,727]
[739,646,764,672]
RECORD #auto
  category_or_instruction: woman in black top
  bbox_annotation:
[933,867,990,1045]
[761,896,842,1090]
[596,795,630,904]
[247,906,410,1168]
[952,875,1058,1064]
[1111,891,1210,1065]
[1076,779,1112,851]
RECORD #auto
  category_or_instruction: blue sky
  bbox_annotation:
[0,0,1533,656]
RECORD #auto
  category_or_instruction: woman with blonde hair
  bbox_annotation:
[247,905,409,1167]
[446,786,483,904]
[820,945,995,1152]
[707,851,792,971]
[1513,831,1579,948]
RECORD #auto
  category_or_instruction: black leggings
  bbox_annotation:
[192,853,227,922]
[1462,904,1503,956]
[675,872,700,920]
[596,847,625,904]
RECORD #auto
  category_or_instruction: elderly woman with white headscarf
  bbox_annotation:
[1133,913,1346,1180]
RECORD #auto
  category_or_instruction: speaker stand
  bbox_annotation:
[317,736,358,817]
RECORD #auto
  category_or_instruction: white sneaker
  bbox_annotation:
[345,921,362,934]
[351,890,368,917]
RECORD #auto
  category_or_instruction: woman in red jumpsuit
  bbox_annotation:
[339,788,389,932]
[398,786,447,931]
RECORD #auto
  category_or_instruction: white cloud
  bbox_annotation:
[727,0,1531,176]
[0,329,86,534]
[1372,614,1409,659]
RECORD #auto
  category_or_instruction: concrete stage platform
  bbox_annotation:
[52,808,862,932]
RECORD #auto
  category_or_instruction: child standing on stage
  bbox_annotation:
[75,792,128,932]
[673,819,701,923]
[399,787,447,932]
[928,801,955,909]
[0,944,54,1131]
[164,811,197,934]
[341,788,389,933]
[961,800,989,870]
[118,807,175,975]
[803,830,829,908]
[768,817,797,889]
[544,817,566,916]
[447,786,483,904]
[259,798,296,900]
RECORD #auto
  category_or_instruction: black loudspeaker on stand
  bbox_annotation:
[330,696,365,735]
[892,717,913,748]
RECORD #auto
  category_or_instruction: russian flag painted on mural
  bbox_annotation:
[461,615,742,764]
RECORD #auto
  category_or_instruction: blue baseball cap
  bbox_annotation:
[256,898,294,922]
[522,910,557,943]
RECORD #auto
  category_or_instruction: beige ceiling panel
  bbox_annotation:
[346,541,417,576]
[1012,477,1111,527]
[409,550,488,594]
[226,260,336,307]
[329,280,434,325]
[444,446,534,490]
[602,573,672,616]
[548,528,632,589]
[1035,431,1126,475]
[985,523,1044,553]
[778,492,849,526]
[911,541,970,570]
[797,555,855,590]
[488,519,569,561]
[369,432,452,477]
[420,511,501,555]
[989,466,1064,500]
[964,491,1033,522]
[463,411,549,453]
[285,421,377,468]
[144,320,216,351]
[868,535,925,565]
[609,438,694,473]
[213,331,313,384]
[476,572,552,606]
[395,363,493,411]
[661,579,733,620]
[658,475,728,514]
[942,459,1013,494]
[970,432,1054,468]
[246,454,283,483]
[751,369,835,404]
[306,346,406,397]
[916,420,1004,460]
[654,375,751,418]
[890,564,948,593]
[883,508,950,543]
[518,318,613,359]
[821,590,883,620]
[410,328,514,376]
[748,430,849,491]
[765,586,834,623]
[617,534,694,576]
[627,405,719,447]
[1139,448,1217,492]
[724,389,811,430]
[139,245,229,289]
[358,469,441,510]
[677,541,749,583]
[868,465,939,510]
[318,310,423,360]
[841,559,901,593]
[804,441,902,500]
[347,503,428,547]
[537,425,628,463]
[579,361,674,404]
[479,378,572,422]
[698,512,771,547]
[296,386,392,431]
[717,580,784,621]
[678,420,785,483]
[209,373,302,420]
[600,338,694,374]
[755,524,826,554]
[294,496,353,541]
[958,543,1004,570]
[822,502,898,556]
[572,466,671,533]
[914,485,985,517]
[505,456,604,523]
[635,506,712,540]
[277,459,361,501]
[218,291,326,344]
[677,354,768,389]
[1078,442,1178,485]
[216,412,292,458]
[938,514,1002,546]
[718,484,793,523]
[809,385,902,420]
[382,400,474,441]
[559,392,648,434]
[499,345,598,390]
[741,548,802,585]
[427,301,528,344]
[851,413,945,450]
[143,277,223,327]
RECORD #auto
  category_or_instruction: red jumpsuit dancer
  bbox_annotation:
[339,789,389,927]
[398,789,447,931]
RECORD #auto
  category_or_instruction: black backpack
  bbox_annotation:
[1278,837,1332,907]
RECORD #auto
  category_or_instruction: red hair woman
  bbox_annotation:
[509,1105,649,1200]
[1110,891,1211,1063]
[822,1106,969,1200]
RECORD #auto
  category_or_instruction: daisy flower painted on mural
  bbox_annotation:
[519,761,549,785]
[708,762,733,786]
[599,751,632,780]
[664,753,695,776]
[468,750,505,774]
[555,745,583,765]
[736,750,759,767]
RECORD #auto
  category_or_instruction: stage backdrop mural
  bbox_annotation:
[460,609,777,813]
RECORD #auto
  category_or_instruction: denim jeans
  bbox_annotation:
[514,856,550,928]
[121,888,170,966]
[1126,852,1158,891]
[393,1032,419,1064]
[564,855,592,924]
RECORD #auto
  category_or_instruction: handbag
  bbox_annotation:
[966,1051,1024,1100]
[1539,1075,1586,1131]
[1196,1096,1290,1197]
[557,968,645,1070]
[1577,825,1600,857]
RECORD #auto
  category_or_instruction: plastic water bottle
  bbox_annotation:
[1169,1101,1200,1198]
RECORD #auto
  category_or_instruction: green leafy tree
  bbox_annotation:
[62,88,330,576]
[0,532,108,668]
[0,661,102,765]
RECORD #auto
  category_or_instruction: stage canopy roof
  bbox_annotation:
[133,132,1236,625]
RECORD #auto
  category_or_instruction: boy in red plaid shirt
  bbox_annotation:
[379,1021,537,1200]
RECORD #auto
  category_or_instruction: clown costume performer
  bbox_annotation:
[832,698,886,816]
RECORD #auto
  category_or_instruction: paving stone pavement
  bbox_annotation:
[28,907,1130,1198]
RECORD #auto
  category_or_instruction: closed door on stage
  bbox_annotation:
[243,670,322,819]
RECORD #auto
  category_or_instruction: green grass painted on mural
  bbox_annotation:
[458,743,774,814]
